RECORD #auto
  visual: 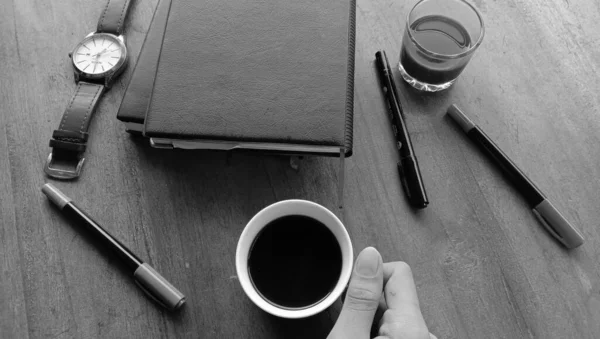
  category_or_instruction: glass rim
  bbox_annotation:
[405,0,485,60]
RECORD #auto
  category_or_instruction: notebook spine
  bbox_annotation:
[343,0,356,156]
[115,0,159,124]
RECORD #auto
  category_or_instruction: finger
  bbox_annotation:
[378,309,430,339]
[328,247,383,339]
[382,262,421,311]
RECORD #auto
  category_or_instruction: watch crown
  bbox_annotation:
[68,52,72,58]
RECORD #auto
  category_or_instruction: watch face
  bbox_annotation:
[72,33,126,77]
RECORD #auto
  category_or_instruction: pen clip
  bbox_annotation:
[532,208,563,242]
[134,278,170,309]
[133,263,186,311]
[532,200,584,249]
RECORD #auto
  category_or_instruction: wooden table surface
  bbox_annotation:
[2,0,600,338]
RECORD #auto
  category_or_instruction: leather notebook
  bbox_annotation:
[119,0,356,156]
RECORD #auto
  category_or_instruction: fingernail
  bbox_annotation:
[355,247,381,277]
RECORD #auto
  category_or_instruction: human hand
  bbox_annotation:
[327,247,436,339]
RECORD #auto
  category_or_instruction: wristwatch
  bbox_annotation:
[45,0,133,179]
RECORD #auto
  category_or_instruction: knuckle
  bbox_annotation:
[378,323,393,337]
[380,309,430,339]
[379,323,430,339]
[347,285,379,301]
[345,286,380,311]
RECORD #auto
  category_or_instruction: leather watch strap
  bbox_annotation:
[97,0,133,35]
[45,82,105,179]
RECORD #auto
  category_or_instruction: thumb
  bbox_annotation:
[328,247,383,339]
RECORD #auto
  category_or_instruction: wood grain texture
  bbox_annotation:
[1,0,599,338]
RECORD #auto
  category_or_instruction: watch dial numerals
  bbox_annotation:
[73,35,124,75]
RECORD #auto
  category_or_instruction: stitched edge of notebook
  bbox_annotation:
[344,0,356,157]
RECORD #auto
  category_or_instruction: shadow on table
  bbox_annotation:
[392,73,455,116]
[259,298,342,339]
[125,134,341,217]
[127,133,329,176]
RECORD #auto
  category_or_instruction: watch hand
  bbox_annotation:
[92,48,109,58]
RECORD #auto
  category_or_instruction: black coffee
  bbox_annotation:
[401,15,472,84]
[248,215,342,309]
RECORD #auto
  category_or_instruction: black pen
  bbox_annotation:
[447,105,584,249]
[375,50,429,208]
[42,183,186,310]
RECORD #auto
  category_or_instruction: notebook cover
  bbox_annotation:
[116,0,172,125]
[143,0,355,155]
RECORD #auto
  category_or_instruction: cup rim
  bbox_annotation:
[235,199,353,319]
[406,0,485,60]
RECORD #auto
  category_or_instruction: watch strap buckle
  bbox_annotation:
[44,152,85,180]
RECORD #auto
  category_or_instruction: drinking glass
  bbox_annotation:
[398,0,485,92]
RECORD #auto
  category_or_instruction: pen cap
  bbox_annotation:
[134,263,186,311]
[532,200,584,249]
[42,183,71,209]
[447,105,475,133]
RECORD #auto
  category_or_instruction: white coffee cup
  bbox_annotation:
[235,199,354,319]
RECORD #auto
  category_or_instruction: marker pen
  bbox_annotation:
[42,183,186,310]
[448,105,584,249]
